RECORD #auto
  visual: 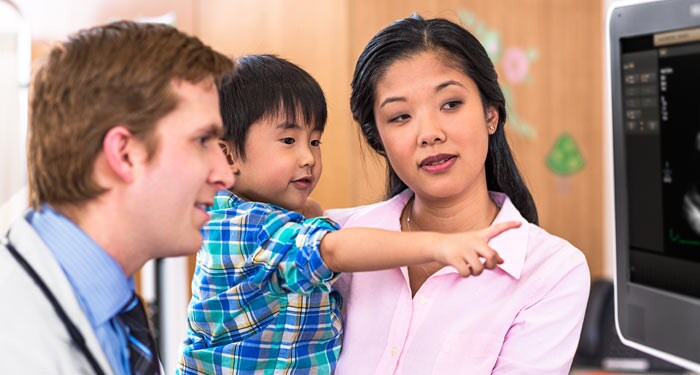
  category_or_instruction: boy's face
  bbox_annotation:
[231,113,322,212]
[129,79,234,257]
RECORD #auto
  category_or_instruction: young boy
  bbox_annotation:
[178,55,518,374]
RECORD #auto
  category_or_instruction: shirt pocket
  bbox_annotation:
[431,332,503,374]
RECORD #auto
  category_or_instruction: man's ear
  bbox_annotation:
[218,140,239,173]
[102,126,143,183]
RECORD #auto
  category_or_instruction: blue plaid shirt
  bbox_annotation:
[179,190,343,374]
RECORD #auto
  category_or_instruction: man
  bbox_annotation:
[0,21,233,374]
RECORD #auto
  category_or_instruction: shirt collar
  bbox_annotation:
[27,204,133,326]
[212,189,238,210]
[391,190,528,280]
[486,192,528,280]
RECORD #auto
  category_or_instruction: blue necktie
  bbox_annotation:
[118,293,160,375]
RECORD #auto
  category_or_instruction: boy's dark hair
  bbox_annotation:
[219,54,327,159]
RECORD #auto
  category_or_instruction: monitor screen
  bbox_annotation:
[609,0,700,371]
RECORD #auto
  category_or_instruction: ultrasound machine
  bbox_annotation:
[608,0,700,371]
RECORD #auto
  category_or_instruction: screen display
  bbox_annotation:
[621,26,700,298]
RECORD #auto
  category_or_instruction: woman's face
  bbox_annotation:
[373,51,498,202]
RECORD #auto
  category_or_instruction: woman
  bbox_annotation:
[327,15,590,374]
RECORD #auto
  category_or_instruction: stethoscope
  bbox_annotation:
[2,233,106,375]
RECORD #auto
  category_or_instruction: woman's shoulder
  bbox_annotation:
[324,200,393,227]
[527,224,585,259]
[495,192,587,269]
[325,191,410,228]
[522,222,590,284]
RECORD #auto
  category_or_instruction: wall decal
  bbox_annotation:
[546,133,586,176]
[459,10,538,139]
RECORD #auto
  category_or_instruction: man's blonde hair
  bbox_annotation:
[28,21,233,209]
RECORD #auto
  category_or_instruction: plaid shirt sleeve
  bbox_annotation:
[249,207,342,294]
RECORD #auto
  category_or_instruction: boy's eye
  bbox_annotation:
[198,135,212,146]
[310,139,321,147]
[281,137,295,145]
[442,101,462,110]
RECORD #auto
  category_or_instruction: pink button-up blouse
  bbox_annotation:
[326,190,590,374]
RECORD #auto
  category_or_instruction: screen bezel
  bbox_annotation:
[609,0,700,371]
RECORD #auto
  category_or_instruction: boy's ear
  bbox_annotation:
[218,140,239,173]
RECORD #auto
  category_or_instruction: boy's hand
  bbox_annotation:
[432,221,521,277]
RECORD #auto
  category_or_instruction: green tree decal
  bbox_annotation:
[546,133,585,176]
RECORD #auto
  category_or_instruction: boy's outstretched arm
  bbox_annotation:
[319,221,520,276]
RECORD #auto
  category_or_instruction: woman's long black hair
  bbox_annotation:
[350,14,538,224]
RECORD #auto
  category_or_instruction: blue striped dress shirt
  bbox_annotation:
[28,205,134,375]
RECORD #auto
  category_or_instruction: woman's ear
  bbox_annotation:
[486,106,499,134]
[218,140,239,173]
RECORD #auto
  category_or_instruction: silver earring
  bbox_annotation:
[488,125,495,131]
